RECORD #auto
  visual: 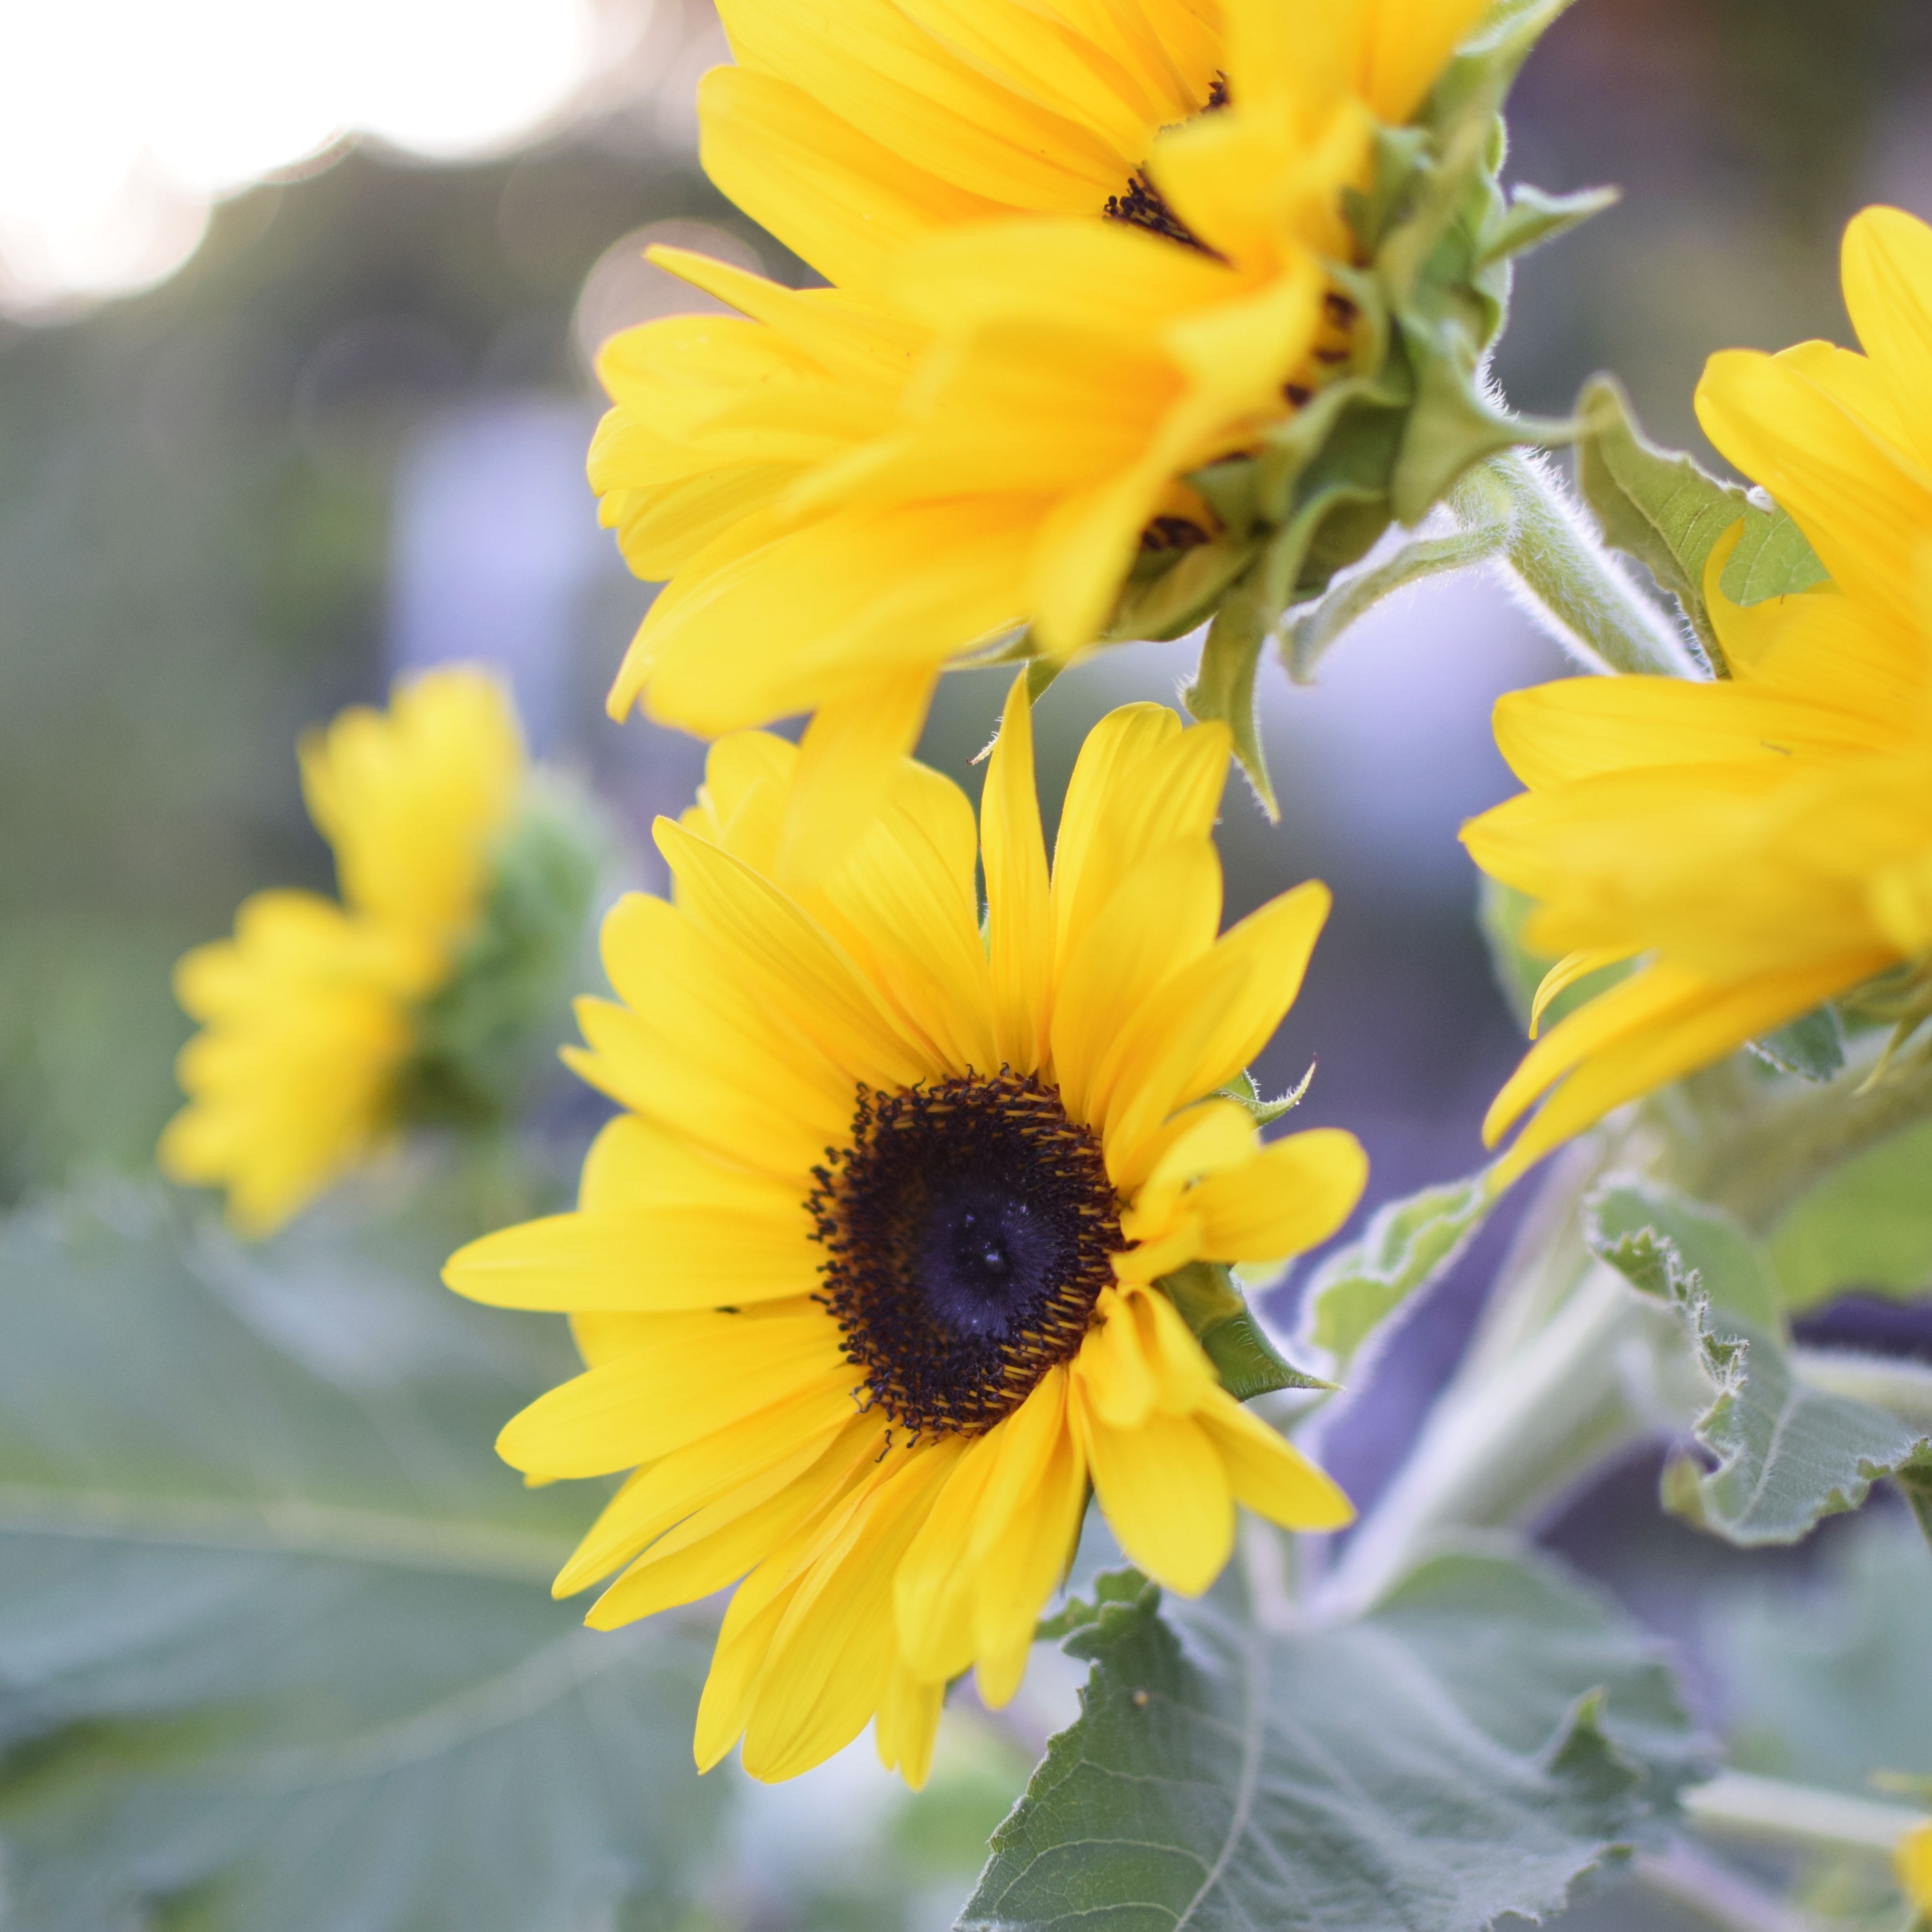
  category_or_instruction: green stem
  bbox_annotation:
[1450,452,1696,678]
[1684,1771,1926,1861]
[1633,1845,1823,1932]
[1790,1349,1932,1429]
[1679,1048,1932,1230]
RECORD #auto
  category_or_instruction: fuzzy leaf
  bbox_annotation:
[1296,1173,1493,1378]
[1720,1511,1932,1793]
[1587,1179,1932,1545]
[959,1547,1703,1932]
[1767,1117,1932,1312]
[0,1185,724,1931]
[1185,583,1278,814]
[1477,184,1619,268]
[1573,374,1744,658]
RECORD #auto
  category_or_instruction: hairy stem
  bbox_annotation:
[1450,451,1697,678]
[1684,1772,1927,1861]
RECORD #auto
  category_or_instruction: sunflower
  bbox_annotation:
[1902,1818,1932,1916]
[1463,204,1932,1184]
[444,680,1366,1786]
[591,0,1491,875]
[160,667,528,1234]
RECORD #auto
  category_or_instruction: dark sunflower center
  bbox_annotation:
[1104,71,1230,257]
[808,1071,1121,1440]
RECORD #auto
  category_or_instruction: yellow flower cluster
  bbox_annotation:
[593,0,1488,875]
[1465,206,1932,1180]
[161,667,526,1233]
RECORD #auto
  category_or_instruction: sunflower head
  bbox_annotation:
[446,676,1367,1788]
[1463,202,1932,1186]
[161,666,602,1235]
[589,0,1603,875]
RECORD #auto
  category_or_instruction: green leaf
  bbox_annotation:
[1587,1179,1932,1544]
[1719,1511,1932,1794]
[1107,536,1262,647]
[1215,1062,1315,1130]
[960,1546,1703,1932]
[1718,497,1830,607]
[1766,1117,1932,1312]
[1572,374,1745,662]
[1748,1004,1846,1083]
[1296,1172,1494,1378]
[1476,183,1619,268]
[1157,1263,1332,1401]
[1587,1177,1782,1327]
[1184,582,1279,815]
[0,1185,725,1930]
[1287,517,1510,683]
[403,776,607,1126]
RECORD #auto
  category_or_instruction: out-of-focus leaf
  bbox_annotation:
[1296,1171,1493,1377]
[1588,1178,1781,1328]
[1767,1118,1932,1312]
[1475,183,1620,267]
[959,1548,1703,1932]
[1719,1512,1932,1794]
[1588,1179,1932,1545]
[0,1184,724,1932]
[1748,1005,1847,1083]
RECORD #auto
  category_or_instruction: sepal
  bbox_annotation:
[399,776,609,1129]
[1156,1260,1334,1400]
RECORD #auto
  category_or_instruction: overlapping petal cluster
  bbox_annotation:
[445,682,1365,1786]
[160,668,526,1232]
[592,0,1488,871]
[1464,206,1932,1181]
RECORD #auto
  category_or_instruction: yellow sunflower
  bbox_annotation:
[1463,204,1932,1184]
[1902,1818,1932,1916]
[591,0,1491,874]
[160,667,527,1234]
[445,679,1366,1787]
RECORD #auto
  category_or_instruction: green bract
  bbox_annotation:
[1082,0,1607,806]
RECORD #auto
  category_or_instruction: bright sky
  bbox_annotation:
[0,0,613,318]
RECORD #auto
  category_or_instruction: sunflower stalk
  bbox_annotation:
[1448,450,1698,677]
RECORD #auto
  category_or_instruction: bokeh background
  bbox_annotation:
[3,0,1930,1924]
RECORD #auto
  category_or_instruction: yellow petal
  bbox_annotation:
[1185,1128,1368,1265]
[875,1654,946,1790]
[778,670,939,889]
[1840,204,1932,476]
[443,1203,815,1312]
[1051,839,1223,1124]
[984,673,1054,1074]
[496,1315,850,1478]
[1195,1387,1355,1531]
[1487,953,1891,1185]
[698,65,1011,290]
[655,817,929,1092]
[1075,1379,1233,1596]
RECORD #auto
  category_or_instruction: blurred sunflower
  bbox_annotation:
[1901,1818,1932,1916]
[592,0,1491,874]
[1463,205,1932,1183]
[160,667,528,1234]
[445,680,1365,1786]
